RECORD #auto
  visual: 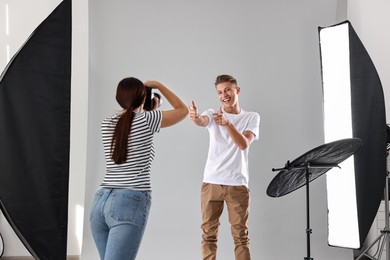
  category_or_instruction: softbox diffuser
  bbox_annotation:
[0,0,71,259]
[318,21,387,249]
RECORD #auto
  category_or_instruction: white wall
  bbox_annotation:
[68,0,89,256]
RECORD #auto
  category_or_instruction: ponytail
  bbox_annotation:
[110,77,146,164]
[111,109,134,164]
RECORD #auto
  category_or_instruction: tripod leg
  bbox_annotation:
[356,232,385,260]
[378,233,387,260]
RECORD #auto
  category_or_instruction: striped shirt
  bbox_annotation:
[100,110,162,191]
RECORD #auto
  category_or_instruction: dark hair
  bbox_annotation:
[215,74,237,86]
[111,77,146,164]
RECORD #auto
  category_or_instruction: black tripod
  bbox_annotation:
[273,163,338,260]
[267,138,362,260]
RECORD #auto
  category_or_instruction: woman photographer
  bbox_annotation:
[90,77,188,260]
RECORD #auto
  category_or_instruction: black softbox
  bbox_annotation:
[0,0,71,259]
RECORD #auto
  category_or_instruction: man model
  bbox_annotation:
[189,75,260,260]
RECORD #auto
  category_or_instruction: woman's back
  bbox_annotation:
[100,110,162,191]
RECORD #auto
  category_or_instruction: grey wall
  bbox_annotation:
[82,0,354,259]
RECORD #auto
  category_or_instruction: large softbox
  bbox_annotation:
[319,20,387,249]
[0,0,71,259]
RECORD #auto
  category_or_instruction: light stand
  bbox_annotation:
[272,163,340,260]
[356,147,390,260]
[267,138,362,259]
[305,165,313,260]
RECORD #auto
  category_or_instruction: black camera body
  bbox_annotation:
[144,86,162,111]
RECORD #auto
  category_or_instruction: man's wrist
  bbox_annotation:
[223,120,232,127]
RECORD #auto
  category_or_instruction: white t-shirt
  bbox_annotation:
[202,108,260,187]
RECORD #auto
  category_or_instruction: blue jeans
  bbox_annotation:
[90,188,151,260]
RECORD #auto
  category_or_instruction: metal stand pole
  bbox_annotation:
[304,165,313,260]
[272,162,339,260]
[386,167,390,260]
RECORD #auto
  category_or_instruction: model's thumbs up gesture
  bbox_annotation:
[213,107,228,126]
[189,100,200,121]
[189,100,210,127]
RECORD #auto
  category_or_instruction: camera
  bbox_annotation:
[144,86,162,111]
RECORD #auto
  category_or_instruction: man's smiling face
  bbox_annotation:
[216,82,240,109]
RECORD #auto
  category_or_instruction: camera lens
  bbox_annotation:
[144,86,153,111]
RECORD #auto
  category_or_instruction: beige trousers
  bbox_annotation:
[200,182,251,260]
